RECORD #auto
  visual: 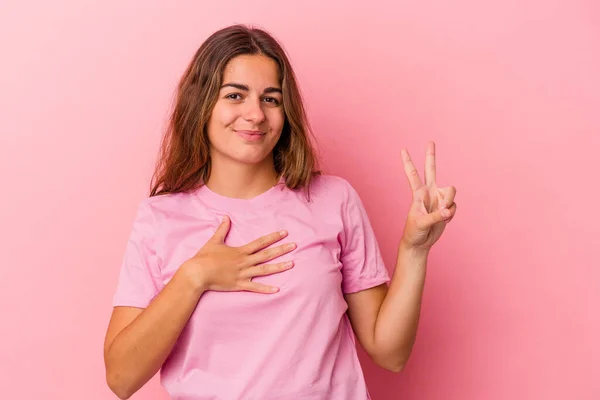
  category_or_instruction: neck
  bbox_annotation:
[205,154,279,199]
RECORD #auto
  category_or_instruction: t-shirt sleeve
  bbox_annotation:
[112,200,162,308]
[340,182,391,294]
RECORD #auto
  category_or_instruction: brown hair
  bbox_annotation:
[150,24,320,197]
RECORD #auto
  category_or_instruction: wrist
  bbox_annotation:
[176,261,209,296]
[399,238,430,259]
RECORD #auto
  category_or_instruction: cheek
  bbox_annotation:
[210,103,239,129]
[207,106,237,142]
[220,107,240,127]
[268,109,285,132]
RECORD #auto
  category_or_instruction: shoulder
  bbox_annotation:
[309,174,353,193]
[133,190,198,221]
[308,174,361,204]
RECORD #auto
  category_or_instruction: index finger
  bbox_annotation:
[425,141,436,186]
[401,148,423,192]
[239,230,288,254]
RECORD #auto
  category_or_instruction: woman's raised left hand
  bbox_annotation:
[399,141,457,251]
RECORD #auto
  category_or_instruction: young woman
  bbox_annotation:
[103,24,457,400]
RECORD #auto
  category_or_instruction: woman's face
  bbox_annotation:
[206,54,285,167]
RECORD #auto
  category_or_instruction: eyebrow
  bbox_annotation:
[220,83,282,94]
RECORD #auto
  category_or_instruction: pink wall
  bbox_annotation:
[1,1,598,399]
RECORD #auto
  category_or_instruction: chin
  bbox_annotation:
[236,154,273,165]
[211,137,278,166]
[224,149,274,166]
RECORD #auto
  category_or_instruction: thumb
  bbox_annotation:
[211,215,231,243]
[418,207,448,229]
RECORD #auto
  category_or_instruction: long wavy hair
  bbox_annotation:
[150,24,320,197]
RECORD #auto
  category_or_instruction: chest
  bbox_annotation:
[156,208,346,303]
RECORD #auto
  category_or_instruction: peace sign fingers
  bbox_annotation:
[425,141,436,186]
[401,148,423,192]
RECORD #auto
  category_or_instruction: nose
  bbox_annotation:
[242,97,266,125]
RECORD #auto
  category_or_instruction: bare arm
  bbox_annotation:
[104,270,204,399]
[345,243,428,372]
[346,142,457,372]
[103,216,296,399]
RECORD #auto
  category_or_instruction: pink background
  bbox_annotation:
[1,1,598,399]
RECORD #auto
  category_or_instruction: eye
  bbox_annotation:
[263,97,281,105]
[225,93,243,100]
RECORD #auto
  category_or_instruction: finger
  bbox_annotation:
[445,203,457,222]
[242,261,294,279]
[438,186,457,209]
[239,281,280,294]
[401,148,423,192]
[418,202,457,229]
[425,141,436,186]
[240,230,288,254]
[250,242,297,265]
[210,215,231,243]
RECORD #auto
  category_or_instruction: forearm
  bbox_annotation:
[373,241,429,371]
[106,267,205,398]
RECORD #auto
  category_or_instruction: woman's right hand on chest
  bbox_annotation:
[178,216,296,294]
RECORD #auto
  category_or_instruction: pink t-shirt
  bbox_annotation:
[112,175,390,400]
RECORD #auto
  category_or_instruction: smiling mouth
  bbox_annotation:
[235,130,266,142]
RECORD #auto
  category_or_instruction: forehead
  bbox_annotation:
[222,54,281,88]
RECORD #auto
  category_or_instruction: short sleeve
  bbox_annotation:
[112,200,162,308]
[340,183,390,294]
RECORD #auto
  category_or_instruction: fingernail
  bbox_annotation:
[442,209,450,218]
[286,261,294,267]
[270,286,279,292]
[279,230,288,237]
[288,243,297,250]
